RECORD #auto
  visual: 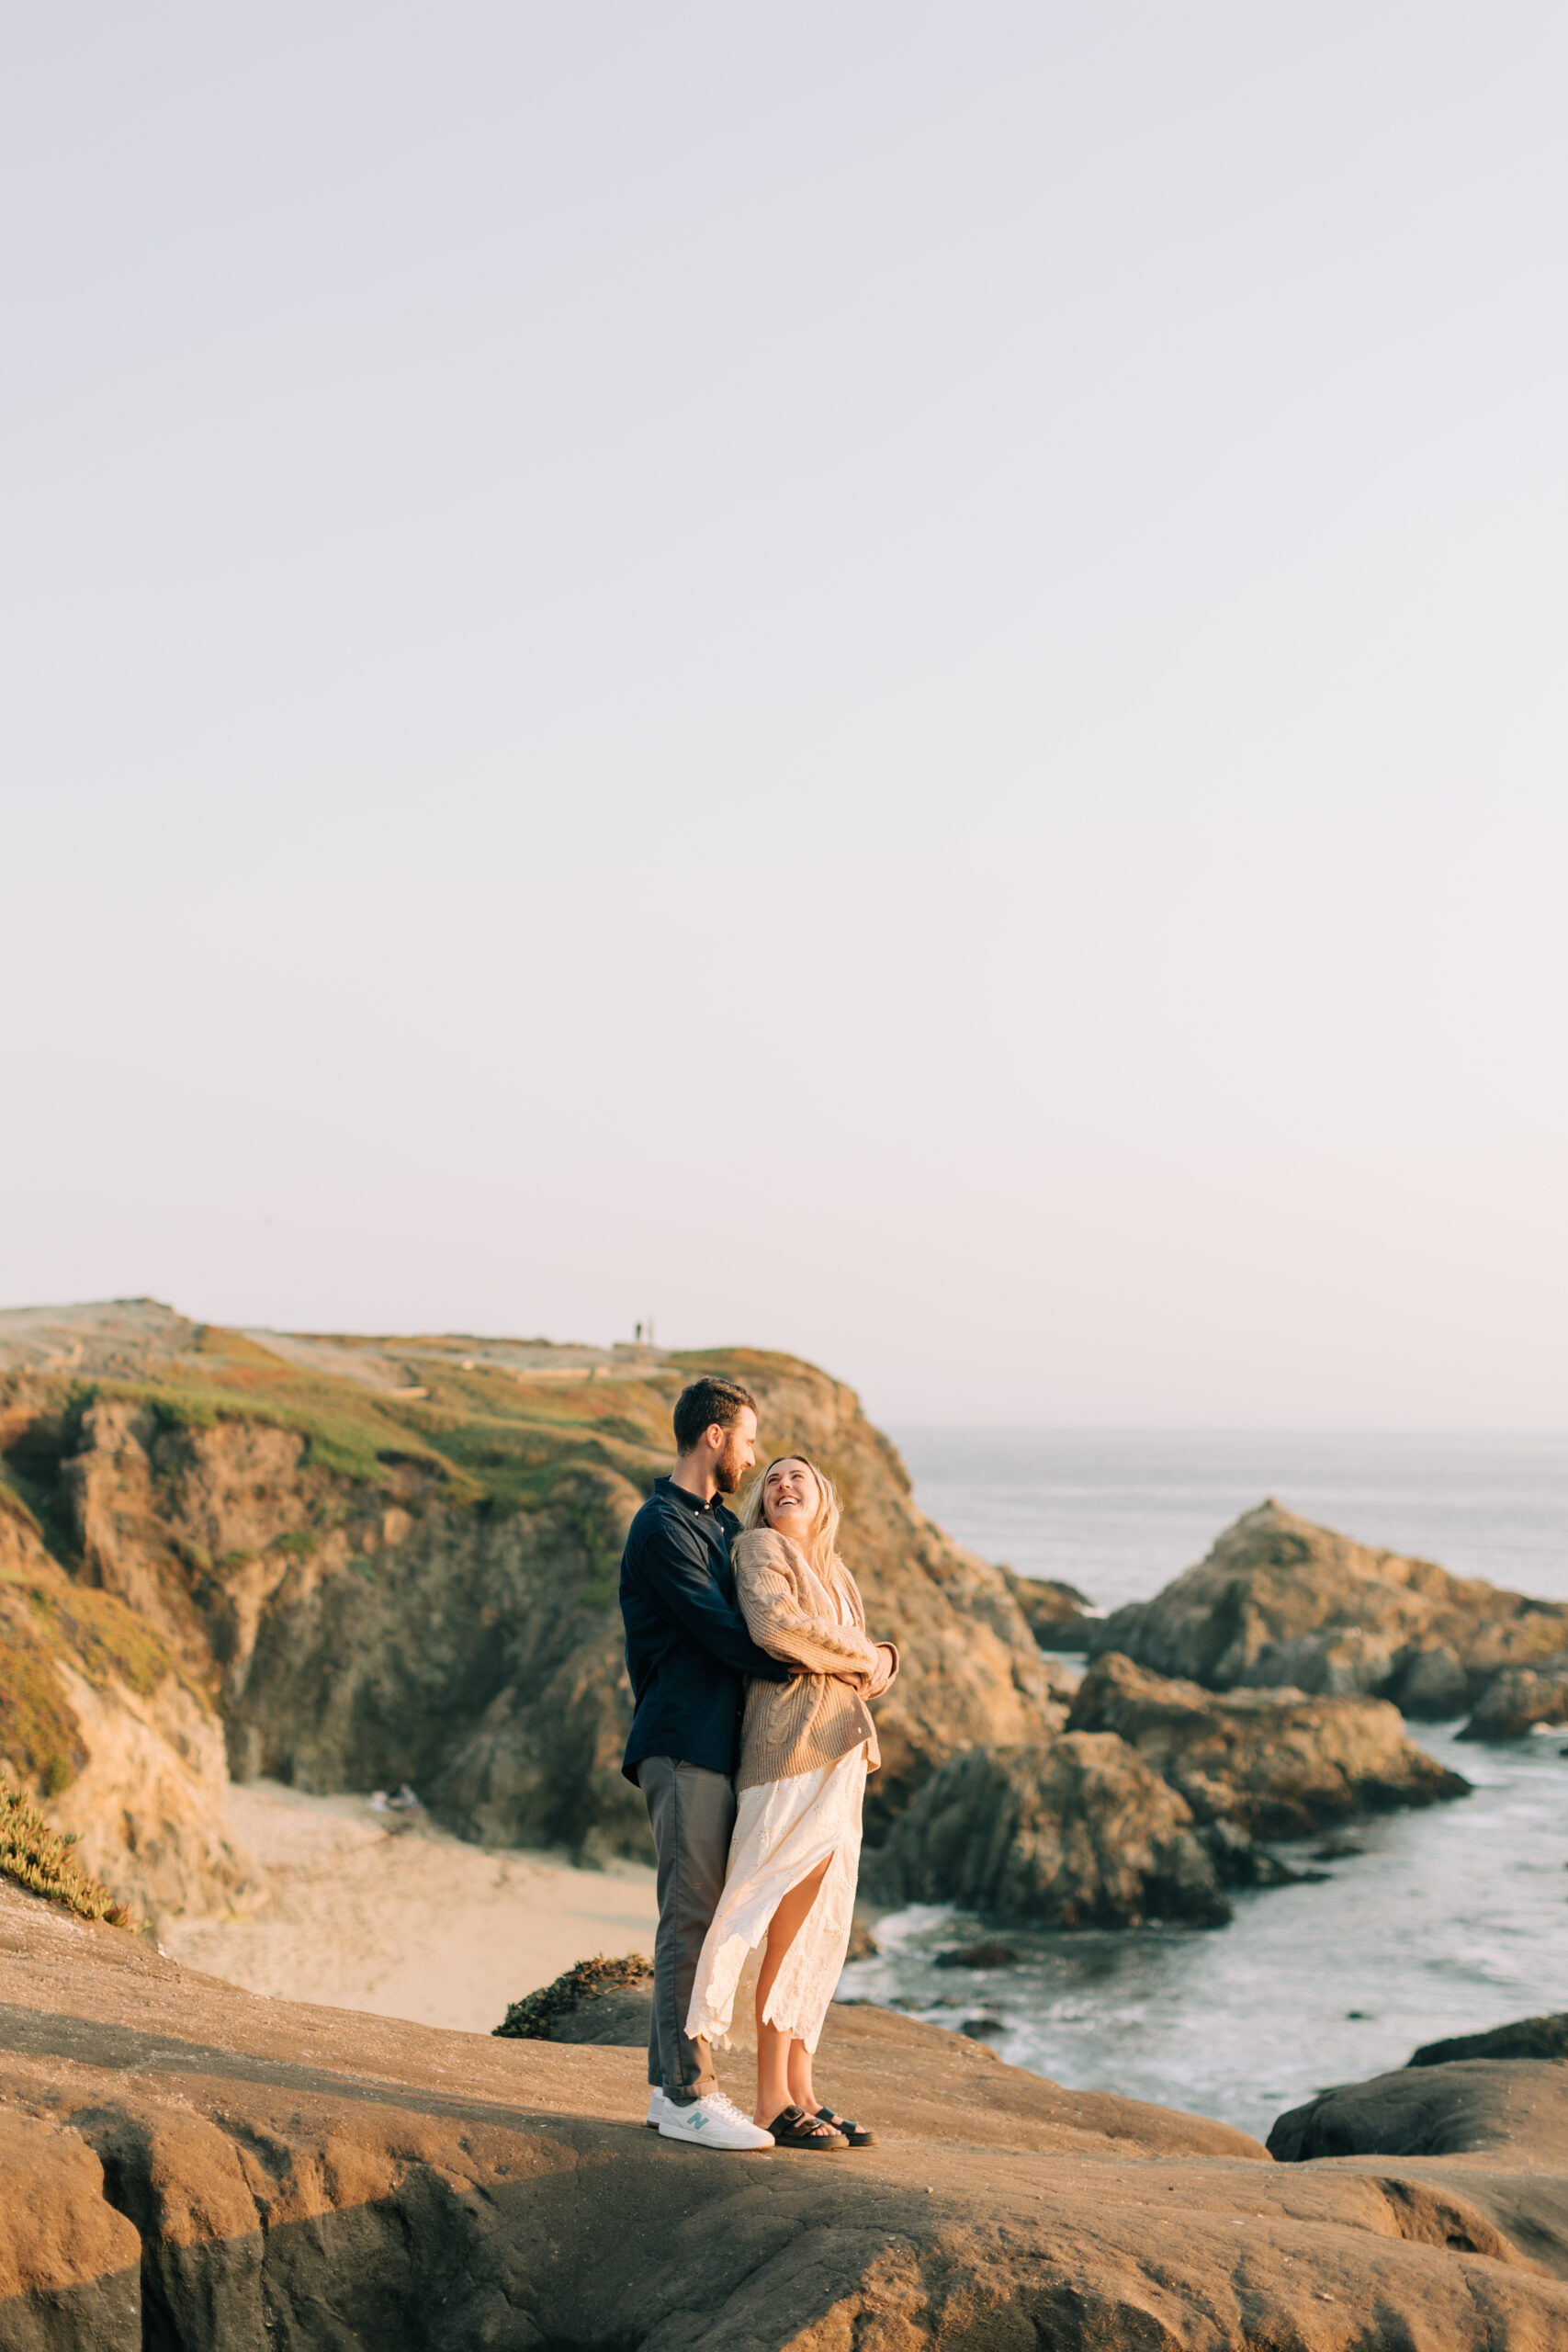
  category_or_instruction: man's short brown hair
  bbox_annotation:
[672,1375,757,1453]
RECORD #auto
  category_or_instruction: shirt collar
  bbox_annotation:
[660,1475,720,1516]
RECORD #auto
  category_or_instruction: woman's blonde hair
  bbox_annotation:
[740,1453,842,1581]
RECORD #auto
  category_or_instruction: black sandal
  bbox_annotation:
[815,2105,875,2148]
[767,2105,848,2149]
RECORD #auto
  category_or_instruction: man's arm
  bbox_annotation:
[635,1516,792,1680]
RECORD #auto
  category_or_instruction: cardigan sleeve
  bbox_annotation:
[732,1531,882,1678]
[840,1566,898,1691]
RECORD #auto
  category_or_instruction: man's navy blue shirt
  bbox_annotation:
[619,1476,790,1784]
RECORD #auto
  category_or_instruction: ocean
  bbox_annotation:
[840,1429,1568,2135]
[888,1427,1568,1611]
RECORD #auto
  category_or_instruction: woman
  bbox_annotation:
[685,1453,898,2149]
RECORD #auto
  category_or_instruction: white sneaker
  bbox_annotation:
[658,2091,774,2151]
[646,2089,669,2130]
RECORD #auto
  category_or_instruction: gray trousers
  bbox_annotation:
[638,1756,735,2102]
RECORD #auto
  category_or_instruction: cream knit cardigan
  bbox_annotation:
[731,1527,897,1794]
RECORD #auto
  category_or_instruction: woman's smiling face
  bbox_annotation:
[762,1457,820,1538]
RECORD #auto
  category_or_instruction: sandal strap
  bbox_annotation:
[771,2105,841,2140]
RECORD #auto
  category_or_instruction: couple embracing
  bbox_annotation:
[619,1374,899,2152]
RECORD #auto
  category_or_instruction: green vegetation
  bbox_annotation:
[491,1951,652,2040]
[26,1578,178,1701]
[0,1333,773,1543]
[563,1484,627,1608]
[6,1351,675,1520]
[0,1620,85,1797]
[33,1367,667,1513]
[0,1780,133,1927]
[1,1456,185,1798]
[0,1570,182,1800]
[122,1375,423,1487]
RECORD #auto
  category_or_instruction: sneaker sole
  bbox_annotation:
[657,2127,773,2152]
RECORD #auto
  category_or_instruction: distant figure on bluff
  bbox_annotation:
[618,1378,897,2153]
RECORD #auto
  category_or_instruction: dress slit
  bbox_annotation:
[684,1746,867,2053]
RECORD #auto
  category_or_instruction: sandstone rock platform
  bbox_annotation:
[1268,2054,1568,2290]
[4,1883,1568,2349]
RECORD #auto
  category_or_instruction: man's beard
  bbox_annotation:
[714,1433,750,1494]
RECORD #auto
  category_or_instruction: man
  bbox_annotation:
[620,1374,790,2151]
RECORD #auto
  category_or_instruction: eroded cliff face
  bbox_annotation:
[1,1320,1062,1885]
[0,1481,258,1925]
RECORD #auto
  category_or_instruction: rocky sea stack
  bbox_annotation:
[1089,1498,1568,1736]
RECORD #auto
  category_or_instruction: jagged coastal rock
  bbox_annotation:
[866,1734,1232,1927]
[1089,1498,1568,1733]
[1000,1566,1097,1650]
[1457,1658,1568,1741]
[867,1654,1468,1926]
[1409,2013,1568,2067]
[5,1880,1566,2351]
[491,1951,656,2044]
[1269,2045,1568,2171]
[1066,1650,1469,1838]
[0,1483,259,1925]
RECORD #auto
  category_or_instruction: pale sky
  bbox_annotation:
[5,5,1565,1426]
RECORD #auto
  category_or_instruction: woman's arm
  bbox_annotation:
[733,1532,881,1678]
[836,1566,898,1698]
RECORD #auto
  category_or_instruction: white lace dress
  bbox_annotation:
[685,1587,869,2054]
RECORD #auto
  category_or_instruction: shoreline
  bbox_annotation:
[164,1780,660,2037]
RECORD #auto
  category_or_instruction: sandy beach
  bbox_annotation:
[164,1781,660,2036]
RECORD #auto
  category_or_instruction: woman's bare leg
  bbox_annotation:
[752,1855,831,2127]
[785,2038,817,2112]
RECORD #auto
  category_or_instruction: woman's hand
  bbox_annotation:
[861,1642,897,1699]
